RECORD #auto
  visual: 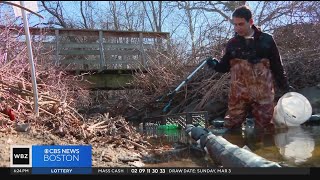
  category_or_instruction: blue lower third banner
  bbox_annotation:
[32,145,92,174]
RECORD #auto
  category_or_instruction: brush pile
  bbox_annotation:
[122,24,320,120]
[0,26,147,149]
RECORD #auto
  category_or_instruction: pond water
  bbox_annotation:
[139,127,215,167]
[140,125,320,167]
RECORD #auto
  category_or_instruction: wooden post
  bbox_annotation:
[186,113,193,125]
[139,33,146,67]
[55,29,60,66]
[99,30,106,69]
[166,33,171,54]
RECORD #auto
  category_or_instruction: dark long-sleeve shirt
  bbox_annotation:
[214,25,290,91]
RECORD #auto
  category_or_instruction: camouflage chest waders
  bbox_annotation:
[224,58,275,131]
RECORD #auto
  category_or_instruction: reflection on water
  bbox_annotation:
[222,126,320,167]
[140,127,215,167]
[139,123,320,167]
[274,127,314,165]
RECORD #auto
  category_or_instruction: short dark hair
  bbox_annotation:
[232,5,252,22]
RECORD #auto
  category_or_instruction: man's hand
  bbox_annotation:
[206,58,219,69]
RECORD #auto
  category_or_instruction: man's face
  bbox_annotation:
[232,17,253,37]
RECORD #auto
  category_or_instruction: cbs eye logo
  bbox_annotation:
[10,145,32,167]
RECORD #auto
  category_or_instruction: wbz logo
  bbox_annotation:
[10,145,32,167]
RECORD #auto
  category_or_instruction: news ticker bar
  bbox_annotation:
[7,167,310,175]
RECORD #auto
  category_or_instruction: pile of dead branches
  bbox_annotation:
[0,25,145,147]
[275,23,320,89]
[121,24,320,121]
[118,48,230,120]
[0,25,85,130]
[80,113,151,150]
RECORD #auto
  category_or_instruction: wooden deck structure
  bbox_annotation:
[2,26,170,71]
[1,26,170,89]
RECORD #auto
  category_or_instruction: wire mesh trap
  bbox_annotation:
[142,111,209,130]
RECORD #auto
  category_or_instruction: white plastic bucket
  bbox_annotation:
[273,92,312,127]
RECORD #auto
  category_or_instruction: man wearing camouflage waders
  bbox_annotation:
[207,5,292,132]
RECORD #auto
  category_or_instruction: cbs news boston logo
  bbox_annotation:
[10,145,92,174]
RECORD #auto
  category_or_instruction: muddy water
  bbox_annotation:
[140,128,216,167]
[140,125,320,167]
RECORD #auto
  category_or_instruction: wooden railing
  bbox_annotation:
[1,26,170,70]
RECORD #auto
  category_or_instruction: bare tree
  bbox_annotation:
[121,1,145,31]
[0,3,21,26]
[177,1,246,25]
[40,1,69,28]
[288,1,320,24]
[80,1,96,29]
[142,1,160,32]
[174,1,200,58]
[142,1,174,32]
[175,1,309,32]
[185,2,195,58]
[254,1,302,31]
[109,1,120,31]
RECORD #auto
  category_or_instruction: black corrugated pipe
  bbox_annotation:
[185,125,281,167]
